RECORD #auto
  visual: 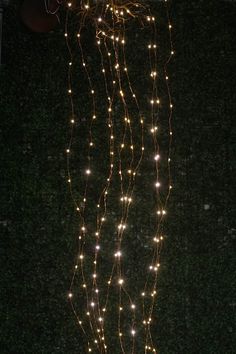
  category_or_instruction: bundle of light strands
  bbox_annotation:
[64,0,174,352]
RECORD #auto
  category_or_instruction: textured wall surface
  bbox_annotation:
[0,1,235,353]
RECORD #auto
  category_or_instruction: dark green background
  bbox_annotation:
[0,1,235,353]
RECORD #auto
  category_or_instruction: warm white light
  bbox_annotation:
[115,251,122,257]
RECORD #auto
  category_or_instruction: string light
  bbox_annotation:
[64,0,174,352]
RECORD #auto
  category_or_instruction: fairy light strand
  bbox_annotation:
[64,1,174,352]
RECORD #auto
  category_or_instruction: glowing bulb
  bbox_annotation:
[115,251,122,257]
[68,292,73,298]
[151,127,158,133]
[118,278,124,285]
